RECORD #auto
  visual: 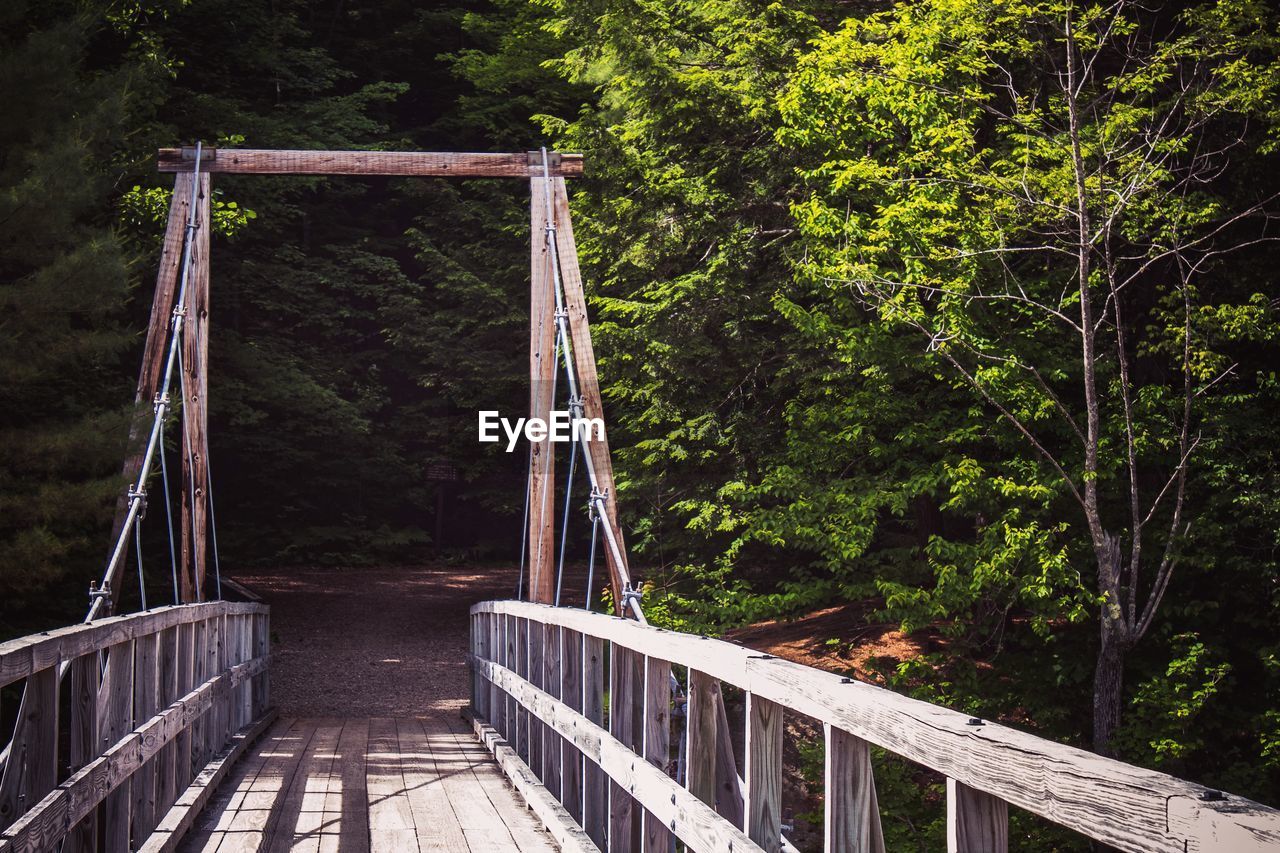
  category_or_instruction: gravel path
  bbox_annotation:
[228,563,523,717]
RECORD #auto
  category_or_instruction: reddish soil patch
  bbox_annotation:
[228,562,522,717]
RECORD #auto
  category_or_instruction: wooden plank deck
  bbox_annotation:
[178,716,558,853]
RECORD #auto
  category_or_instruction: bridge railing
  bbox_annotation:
[0,602,271,853]
[469,600,1280,853]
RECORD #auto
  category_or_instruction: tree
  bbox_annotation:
[779,0,1280,753]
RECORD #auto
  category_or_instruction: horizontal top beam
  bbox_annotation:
[157,148,583,177]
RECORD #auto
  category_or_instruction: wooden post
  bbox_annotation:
[66,653,101,852]
[543,623,562,800]
[746,694,783,851]
[179,172,212,602]
[583,635,607,849]
[104,174,195,611]
[947,779,1008,853]
[562,629,585,823]
[643,656,673,852]
[101,641,134,853]
[550,179,632,611]
[688,670,718,812]
[528,620,545,778]
[824,726,885,853]
[715,686,745,828]
[609,644,641,852]
[528,178,557,604]
[131,634,160,841]
[0,669,59,832]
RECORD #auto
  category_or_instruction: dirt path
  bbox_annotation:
[229,563,523,717]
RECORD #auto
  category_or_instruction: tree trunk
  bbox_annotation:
[1093,606,1127,757]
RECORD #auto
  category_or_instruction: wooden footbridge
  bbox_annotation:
[2,148,1279,853]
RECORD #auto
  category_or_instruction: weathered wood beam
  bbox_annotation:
[179,173,212,602]
[473,600,1280,853]
[549,179,632,612]
[157,148,584,177]
[528,180,557,604]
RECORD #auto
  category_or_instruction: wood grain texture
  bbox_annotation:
[0,603,265,691]
[104,172,193,597]
[465,710,600,853]
[824,726,884,853]
[132,634,161,841]
[179,172,211,603]
[608,644,640,853]
[157,148,584,177]
[643,657,673,853]
[542,623,562,801]
[550,179,631,610]
[582,636,607,850]
[472,656,765,853]
[947,778,1008,853]
[746,694,783,852]
[561,630,584,824]
[471,600,1280,853]
[0,657,267,853]
[136,710,278,853]
[687,669,718,815]
[527,178,557,604]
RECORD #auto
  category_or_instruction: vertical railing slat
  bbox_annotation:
[643,656,673,852]
[542,622,562,801]
[824,725,885,853]
[102,640,134,853]
[947,778,1008,853]
[583,634,607,850]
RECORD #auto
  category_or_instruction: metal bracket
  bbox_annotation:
[89,580,112,608]
[622,585,643,607]
[153,392,170,413]
[128,487,148,519]
[179,145,216,163]
[528,150,562,170]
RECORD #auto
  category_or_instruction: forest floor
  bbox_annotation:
[227,561,524,717]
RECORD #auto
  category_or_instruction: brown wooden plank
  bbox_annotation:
[66,653,102,853]
[0,603,265,692]
[366,719,415,838]
[582,636,606,851]
[463,711,597,853]
[0,657,267,853]
[264,721,342,852]
[104,172,195,606]
[550,179,630,610]
[0,669,59,834]
[823,725,884,853]
[608,644,639,852]
[332,719,369,852]
[394,719,467,853]
[745,694,783,852]
[714,686,745,829]
[527,177,557,604]
[561,630,584,824]
[474,656,765,853]
[133,634,162,840]
[472,614,489,721]
[527,621,545,782]
[947,778,1007,853]
[158,148,583,177]
[541,624,562,802]
[179,172,211,603]
[643,657,672,853]
[157,627,181,820]
[687,669,718,815]
[138,709,278,853]
[103,641,135,853]
[473,600,1280,853]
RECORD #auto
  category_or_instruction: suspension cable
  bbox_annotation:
[133,509,148,611]
[87,141,204,623]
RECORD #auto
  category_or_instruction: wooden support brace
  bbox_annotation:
[528,178,557,604]
[158,148,584,177]
[179,173,211,603]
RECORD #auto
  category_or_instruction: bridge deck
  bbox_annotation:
[179,716,556,853]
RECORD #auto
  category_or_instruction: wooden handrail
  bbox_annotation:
[0,602,272,852]
[469,600,1280,853]
[156,148,584,177]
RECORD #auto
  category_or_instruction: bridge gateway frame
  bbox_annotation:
[117,146,633,611]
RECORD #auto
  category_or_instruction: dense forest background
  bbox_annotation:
[2,0,1279,845]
